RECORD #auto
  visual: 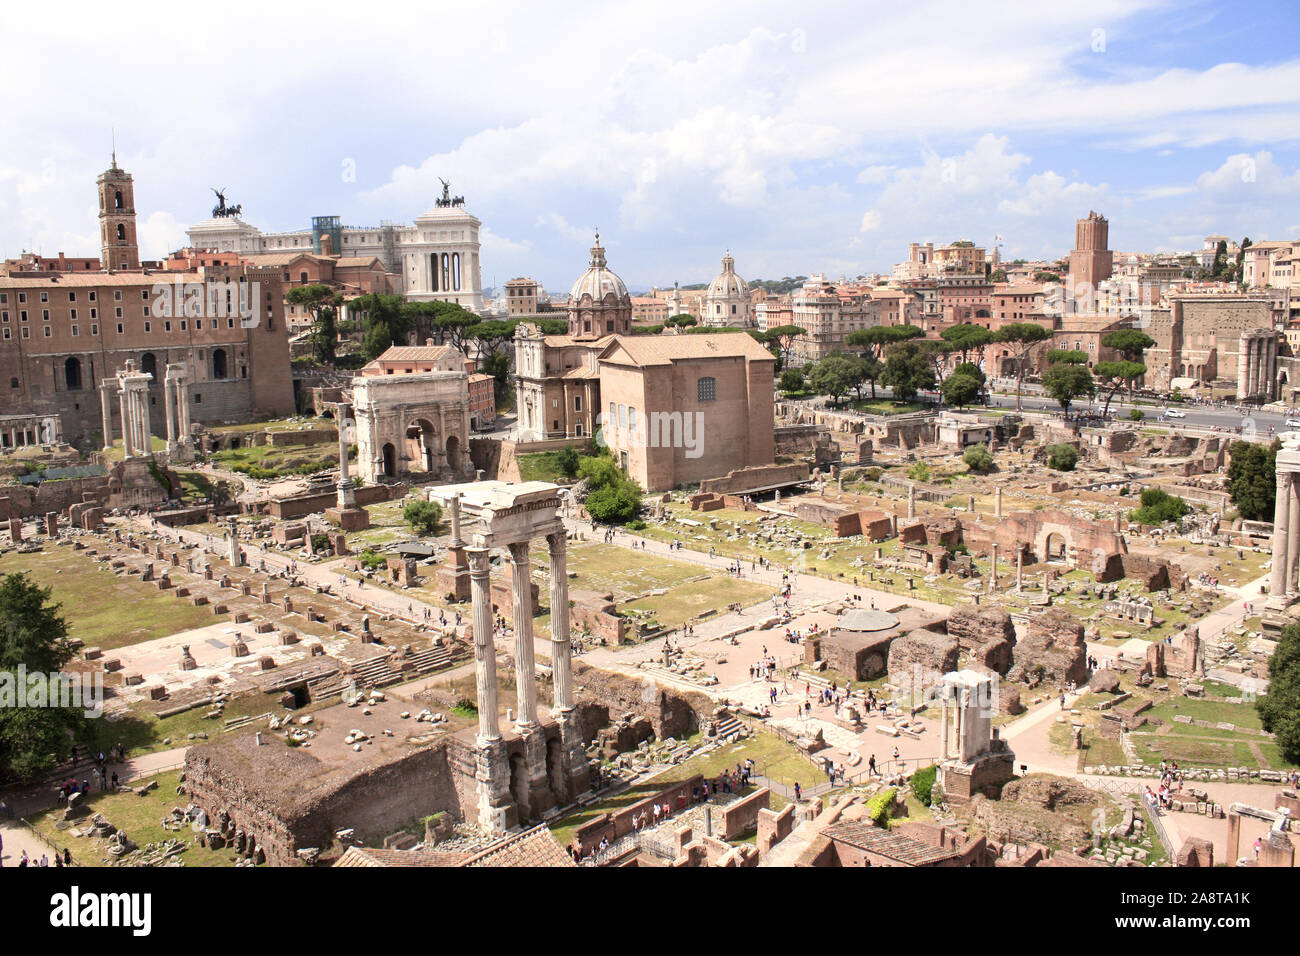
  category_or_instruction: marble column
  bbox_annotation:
[907,483,916,519]
[99,382,115,452]
[138,386,152,452]
[939,694,950,760]
[336,405,356,510]
[1270,472,1292,599]
[994,486,1003,519]
[468,548,500,742]
[164,378,177,444]
[1015,550,1023,591]
[547,531,573,714]
[508,540,537,729]
[1236,337,1250,401]
[449,494,463,547]
[988,542,998,590]
[118,388,133,457]
[177,377,191,436]
[1289,479,1300,597]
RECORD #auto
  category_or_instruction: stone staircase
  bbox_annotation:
[713,713,748,740]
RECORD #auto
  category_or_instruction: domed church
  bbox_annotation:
[702,251,752,327]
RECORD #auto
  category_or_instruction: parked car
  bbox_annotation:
[1286,419,1300,429]
[1166,409,1186,418]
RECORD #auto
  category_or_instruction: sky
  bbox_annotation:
[1,0,1298,294]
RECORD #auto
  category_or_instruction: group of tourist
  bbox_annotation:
[2,847,73,868]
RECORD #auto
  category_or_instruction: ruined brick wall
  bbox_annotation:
[720,787,771,840]
[1008,609,1087,686]
[945,604,1017,675]
[571,662,710,739]
[183,736,465,866]
[887,630,959,685]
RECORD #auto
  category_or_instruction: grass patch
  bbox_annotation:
[516,451,570,484]
[622,576,775,630]
[0,547,228,651]
[28,770,254,867]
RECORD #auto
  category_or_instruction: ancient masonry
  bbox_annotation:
[429,481,592,832]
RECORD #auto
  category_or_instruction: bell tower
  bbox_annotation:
[97,153,140,271]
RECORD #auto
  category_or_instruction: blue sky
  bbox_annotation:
[1,0,1297,294]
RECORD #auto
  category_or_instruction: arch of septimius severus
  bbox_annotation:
[428,480,591,833]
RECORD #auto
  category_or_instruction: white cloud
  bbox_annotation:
[859,210,881,232]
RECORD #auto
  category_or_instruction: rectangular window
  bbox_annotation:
[91,324,98,335]
[114,290,122,301]
[40,291,48,303]
[144,322,151,333]
[43,326,51,337]
[574,395,582,412]
[70,309,77,320]
[115,307,122,318]
[71,326,78,337]
[88,291,96,301]
[116,323,123,334]
[144,306,150,317]
[141,290,149,301]
[68,292,76,302]
[21,327,29,338]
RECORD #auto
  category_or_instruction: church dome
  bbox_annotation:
[569,233,629,303]
[707,252,747,299]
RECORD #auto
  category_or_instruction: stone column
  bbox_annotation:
[508,541,537,729]
[177,376,191,437]
[118,388,133,457]
[1015,550,1023,591]
[939,693,950,760]
[138,385,153,452]
[1237,335,1250,401]
[335,406,357,511]
[1270,472,1292,600]
[468,548,500,742]
[163,377,177,444]
[548,529,590,799]
[1248,337,1260,397]
[988,542,998,590]
[994,486,1003,519]
[1289,479,1300,597]
[99,382,115,452]
[907,483,916,519]
[449,494,463,547]
[468,550,515,834]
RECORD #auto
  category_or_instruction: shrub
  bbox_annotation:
[1128,408,1145,421]
[556,446,581,478]
[625,518,647,531]
[910,765,938,807]
[358,549,387,570]
[865,787,897,826]
[906,461,931,482]
[962,443,994,473]
[403,498,443,536]
[1046,443,1078,472]
[1130,487,1190,525]
[311,532,331,553]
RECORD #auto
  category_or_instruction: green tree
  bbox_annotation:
[467,319,519,365]
[1101,329,1155,401]
[1093,359,1148,417]
[402,499,443,536]
[778,368,806,393]
[0,573,91,783]
[963,443,994,473]
[807,353,862,407]
[1042,362,1095,415]
[1033,270,1063,283]
[1258,621,1300,764]
[845,325,923,397]
[666,313,698,328]
[1211,239,1228,278]
[763,325,807,368]
[1046,444,1079,472]
[940,323,994,365]
[881,340,935,402]
[941,372,982,408]
[578,453,643,524]
[286,284,343,365]
[994,322,1051,411]
[989,268,1007,283]
[1226,439,1279,521]
[362,319,395,361]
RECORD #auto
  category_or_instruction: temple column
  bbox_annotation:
[548,528,590,800]
[907,483,916,519]
[163,377,177,444]
[118,389,133,457]
[939,693,950,760]
[335,404,357,510]
[177,377,191,436]
[99,382,115,452]
[468,548,500,741]
[469,546,516,834]
[138,386,152,452]
[1289,479,1300,596]
[1237,337,1250,401]
[1270,472,1292,600]
[994,486,1002,520]
[508,541,538,729]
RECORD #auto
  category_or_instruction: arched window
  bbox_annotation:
[141,352,157,378]
[430,253,439,292]
[116,223,126,241]
[441,253,450,292]
[64,356,82,391]
[212,348,228,380]
[452,253,461,291]
[697,376,717,402]
[114,190,123,209]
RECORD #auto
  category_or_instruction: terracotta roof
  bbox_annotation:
[0,271,202,287]
[822,820,959,866]
[243,252,327,267]
[334,846,474,867]
[333,256,385,268]
[599,331,774,367]
[374,345,455,363]
[464,826,575,867]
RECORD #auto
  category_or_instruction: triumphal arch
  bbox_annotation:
[428,480,591,832]
[352,371,473,484]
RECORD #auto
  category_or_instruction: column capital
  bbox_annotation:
[467,547,492,575]
[507,539,530,563]
[546,528,567,552]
